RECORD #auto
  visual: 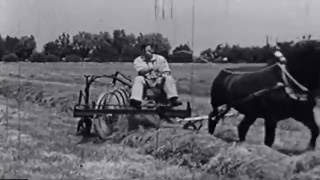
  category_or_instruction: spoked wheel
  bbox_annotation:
[93,87,130,140]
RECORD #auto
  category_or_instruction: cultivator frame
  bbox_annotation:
[73,71,191,118]
[73,71,199,137]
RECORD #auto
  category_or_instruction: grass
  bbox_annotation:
[0,62,266,97]
[0,96,210,180]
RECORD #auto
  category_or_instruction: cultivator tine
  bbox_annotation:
[78,90,83,105]
[186,102,192,117]
[112,72,119,85]
[91,101,96,109]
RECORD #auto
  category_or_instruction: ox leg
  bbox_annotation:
[238,116,256,142]
[264,119,277,147]
[295,106,320,150]
[306,121,319,150]
[307,102,320,150]
[304,117,319,150]
[208,109,218,134]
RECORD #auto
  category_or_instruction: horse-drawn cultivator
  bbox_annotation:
[73,72,202,139]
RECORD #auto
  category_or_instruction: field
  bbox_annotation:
[0,62,320,180]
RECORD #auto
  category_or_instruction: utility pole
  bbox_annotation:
[190,0,196,109]
[191,0,195,52]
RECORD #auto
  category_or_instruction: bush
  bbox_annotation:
[2,53,19,62]
[168,52,193,63]
[29,52,47,62]
[65,54,82,62]
[86,56,103,62]
[214,45,275,63]
[90,46,119,62]
[46,54,60,62]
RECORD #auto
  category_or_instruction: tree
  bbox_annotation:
[136,33,171,58]
[43,41,61,57]
[4,36,20,54]
[0,35,5,59]
[93,31,113,49]
[43,33,73,58]
[72,32,95,59]
[90,32,118,61]
[15,35,36,60]
[121,33,140,61]
[112,29,139,61]
[112,29,127,59]
[121,45,140,62]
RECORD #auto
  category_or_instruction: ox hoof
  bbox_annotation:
[235,140,245,146]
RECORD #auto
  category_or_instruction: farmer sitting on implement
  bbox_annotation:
[130,43,182,109]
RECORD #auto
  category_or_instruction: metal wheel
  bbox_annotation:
[93,86,130,140]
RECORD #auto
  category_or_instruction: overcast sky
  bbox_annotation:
[0,0,318,54]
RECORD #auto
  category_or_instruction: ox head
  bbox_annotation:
[277,40,320,94]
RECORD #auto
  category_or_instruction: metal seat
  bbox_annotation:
[142,77,168,105]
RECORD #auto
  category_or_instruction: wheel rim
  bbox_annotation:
[93,88,129,140]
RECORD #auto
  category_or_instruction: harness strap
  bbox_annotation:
[229,63,310,105]
[277,63,309,101]
[277,63,309,92]
[222,63,278,75]
[230,83,284,106]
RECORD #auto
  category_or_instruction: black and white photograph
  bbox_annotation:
[1,0,320,179]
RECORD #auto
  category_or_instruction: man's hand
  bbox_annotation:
[138,68,152,76]
[161,71,171,77]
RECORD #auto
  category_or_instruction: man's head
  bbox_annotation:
[141,44,154,60]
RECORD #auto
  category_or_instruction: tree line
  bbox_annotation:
[0,30,193,63]
[0,29,315,63]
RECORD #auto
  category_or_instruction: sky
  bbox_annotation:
[0,0,319,55]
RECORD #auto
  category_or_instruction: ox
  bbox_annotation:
[208,41,320,150]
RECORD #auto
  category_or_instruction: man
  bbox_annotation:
[130,44,182,108]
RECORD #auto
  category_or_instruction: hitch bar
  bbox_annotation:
[73,102,192,118]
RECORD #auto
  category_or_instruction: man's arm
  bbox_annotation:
[158,56,171,76]
[138,68,152,76]
[134,57,152,76]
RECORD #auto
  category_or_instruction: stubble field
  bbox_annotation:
[0,62,320,180]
